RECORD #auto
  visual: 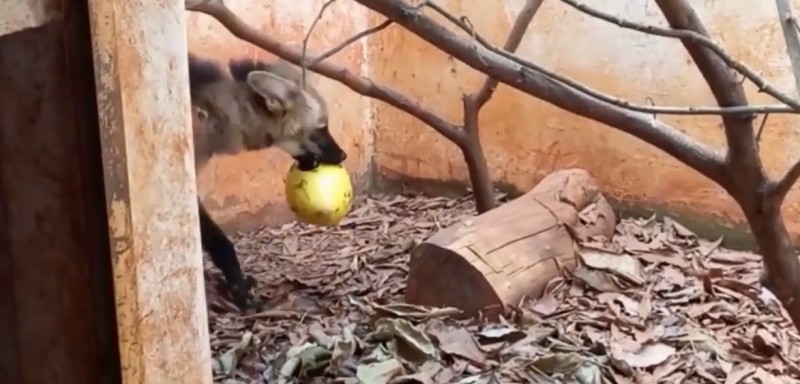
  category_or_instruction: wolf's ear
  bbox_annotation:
[246,71,299,115]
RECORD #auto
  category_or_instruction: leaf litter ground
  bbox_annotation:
[205,192,800,384]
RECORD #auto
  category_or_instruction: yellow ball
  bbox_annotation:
[285,163,353,226]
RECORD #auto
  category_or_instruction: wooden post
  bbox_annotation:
[87,1,213,383]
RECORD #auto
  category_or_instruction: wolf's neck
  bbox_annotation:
[192,82,283,166]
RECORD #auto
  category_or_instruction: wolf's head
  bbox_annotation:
[229,58,347,170]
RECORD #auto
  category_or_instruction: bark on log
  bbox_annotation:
[405,168,617,319]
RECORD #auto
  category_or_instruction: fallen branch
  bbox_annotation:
[561,0,800,112]
[184,0,465,145]
[354,0,726,182]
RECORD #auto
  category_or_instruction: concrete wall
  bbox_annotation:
[189,0,800,237]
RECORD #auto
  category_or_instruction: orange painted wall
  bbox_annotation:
[187,0,800,236]
[371,0,800,235]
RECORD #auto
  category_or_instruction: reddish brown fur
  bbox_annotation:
[188,54,330,170]
[187,54,346,311]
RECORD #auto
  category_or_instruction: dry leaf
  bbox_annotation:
[573,266,624,292]
[610,342,675,369]
[725,364,756,384]
[204,196,800,383]
[530,293,560,316]
[357,359,405,384]
[578,247,646,286]
[428,326,486,364]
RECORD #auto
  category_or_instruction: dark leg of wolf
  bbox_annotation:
[198,201,259,310]
[188,54,259,311]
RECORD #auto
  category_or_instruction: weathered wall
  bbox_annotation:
[371,0,800,237]
[185,1,375,230]
[0,13,119,383]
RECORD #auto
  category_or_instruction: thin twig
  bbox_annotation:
[421,1,797,116]
[756,113,770,143]
[185,0,466,145]
[775,0,800,97]
[302,0,337,88]
[560,0,800,112]
[310,19,394,66]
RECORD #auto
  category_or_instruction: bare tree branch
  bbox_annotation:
[654,0,759,181]
[461,0,545,213]
[770,0,800,202]
[651,0,800,332]
[355,0,726,181]
[469,0,544,109]
[561,0,800,112]
[772,161,800,201]
[775,0,800,97]
[187,0,800,330]
[756,113,770,144]
[310,19,394,66]
[422,1,795,117]
[301,0,338,87]
[184,0,466,145]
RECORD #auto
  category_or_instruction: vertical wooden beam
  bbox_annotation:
[86,1,212,383]
[62,0,123,379]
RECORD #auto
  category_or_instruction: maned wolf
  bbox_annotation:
[188,53,348,311]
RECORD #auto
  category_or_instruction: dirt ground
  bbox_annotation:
[204,192,800,384]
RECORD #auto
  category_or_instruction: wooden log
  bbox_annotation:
[405,168,616,319]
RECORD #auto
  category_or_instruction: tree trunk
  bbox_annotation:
[461,97,495,213]
[742,200,800,325]
[460,141,494,214]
